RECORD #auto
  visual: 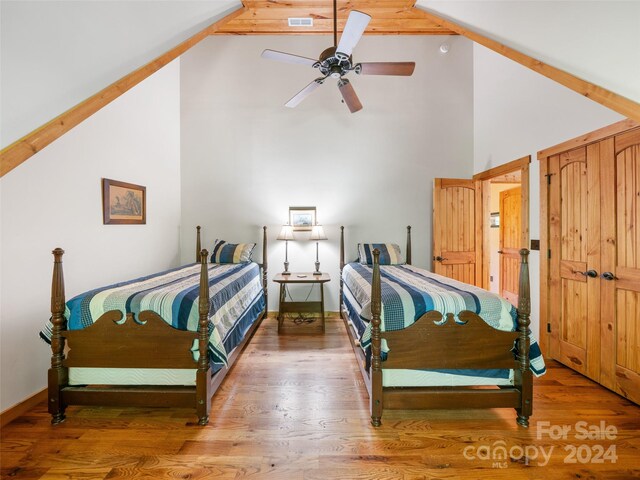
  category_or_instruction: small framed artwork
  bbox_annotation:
[289,206,316,231]
[490,212,500,228]
[102,178,146,225]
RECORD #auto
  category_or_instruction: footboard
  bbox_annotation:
[381,311,519,371]
[368,248,533,427]
[48,226,213,425]
[63,310,200,370]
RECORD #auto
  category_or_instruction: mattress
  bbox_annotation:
[41,261,265,367]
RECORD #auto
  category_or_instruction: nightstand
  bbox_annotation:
[272,273,331,333]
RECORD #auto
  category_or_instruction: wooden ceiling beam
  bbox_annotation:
[217,2,456,35]
[216,18,452,35]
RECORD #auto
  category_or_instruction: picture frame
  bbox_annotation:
[102,178,146,225]
[289,206,316,231]
[490,212,500,228]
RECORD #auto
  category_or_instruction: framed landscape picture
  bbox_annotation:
[102,178,146,225]
[289,206,316,231]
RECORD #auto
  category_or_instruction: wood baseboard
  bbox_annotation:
[1,388,47,428]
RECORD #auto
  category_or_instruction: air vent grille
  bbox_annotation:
[288,18,313,27]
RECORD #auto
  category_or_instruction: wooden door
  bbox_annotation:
[499,187,521,306]
[433,178,481,285]
[600,130,640,404]
[548,147,601,381]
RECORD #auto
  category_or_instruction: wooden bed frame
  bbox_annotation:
[48,226,268,425]
[339,226,533,427]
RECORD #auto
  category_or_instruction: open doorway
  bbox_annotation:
[473,156,530,306]
[432,156,530,295]
[487,177,521,304]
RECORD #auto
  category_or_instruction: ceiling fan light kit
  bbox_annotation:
[261,1,416,114]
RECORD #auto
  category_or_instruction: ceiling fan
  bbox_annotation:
[261,0,416,113]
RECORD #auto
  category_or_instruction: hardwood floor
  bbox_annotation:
[2,315,639,479]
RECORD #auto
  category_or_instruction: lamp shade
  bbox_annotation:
[277,224,294,241]
[310,224,328,241]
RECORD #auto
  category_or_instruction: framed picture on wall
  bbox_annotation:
[289,206,316,231]
[102,178,146,225]
[490,212,500,228]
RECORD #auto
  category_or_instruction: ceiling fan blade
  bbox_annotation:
[335,11,371,59]
[357,62,416,76]
[337,79,363,113]
[285,78,325,108]
[261,49,317,66]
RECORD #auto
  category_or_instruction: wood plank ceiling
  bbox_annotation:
[216,1,457,35]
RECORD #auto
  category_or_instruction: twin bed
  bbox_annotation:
[340,226,545,427]
[43,226,268,425]
[43,224,543,427]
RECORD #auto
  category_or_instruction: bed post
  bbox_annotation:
[339,226,345,311]
[515,248,533,427]
[370,249,383,427]
[48,248,68,424]
[262,226,268,309]
[196,226,201,263]
[406,225,412,265]
[196,248,211,425]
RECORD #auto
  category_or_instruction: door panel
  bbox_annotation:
[600,130,640,404]
[433,179,479,285]
[549,146,601,381]
[499,187,521,306]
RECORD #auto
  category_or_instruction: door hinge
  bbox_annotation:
[547,323,551,333]
[545,173,555,185]
[548,249,551,259]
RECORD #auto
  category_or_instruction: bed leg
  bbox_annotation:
[370,249,383,427]
[516,370,533,427]
[406,225,412,265]
[196,249,211,425]
[48,248,68,424]
[515,248,532,427]
[196,368,210,426]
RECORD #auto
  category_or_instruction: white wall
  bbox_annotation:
[473,43,623,340]
[180,35,474,311]
[0,0,238,147]
[419,1,640,104]
[0,60,182,412]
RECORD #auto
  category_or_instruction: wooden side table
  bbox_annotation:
[272,273,331,333]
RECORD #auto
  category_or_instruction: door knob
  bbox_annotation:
[601,271,618,281]
[574,269,598,278]
[497,250,504,254]
[435,256,448,262]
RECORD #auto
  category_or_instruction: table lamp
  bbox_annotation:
[310,224,328,275]
[277,224,294,275]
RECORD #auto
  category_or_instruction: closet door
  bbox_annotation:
[600,130,640,404]
[499,187,522,306]
[432,179,481,285]
[548,147,601,381]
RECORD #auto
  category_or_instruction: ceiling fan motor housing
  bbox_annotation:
[317,46,354,78]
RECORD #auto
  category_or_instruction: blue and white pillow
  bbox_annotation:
[357,243,403,265]
[211,240,255,264]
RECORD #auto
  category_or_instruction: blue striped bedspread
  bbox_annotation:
[40,262,264,366]
[342,263,546,376]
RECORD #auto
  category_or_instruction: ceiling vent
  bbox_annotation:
[288,18,314,27]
